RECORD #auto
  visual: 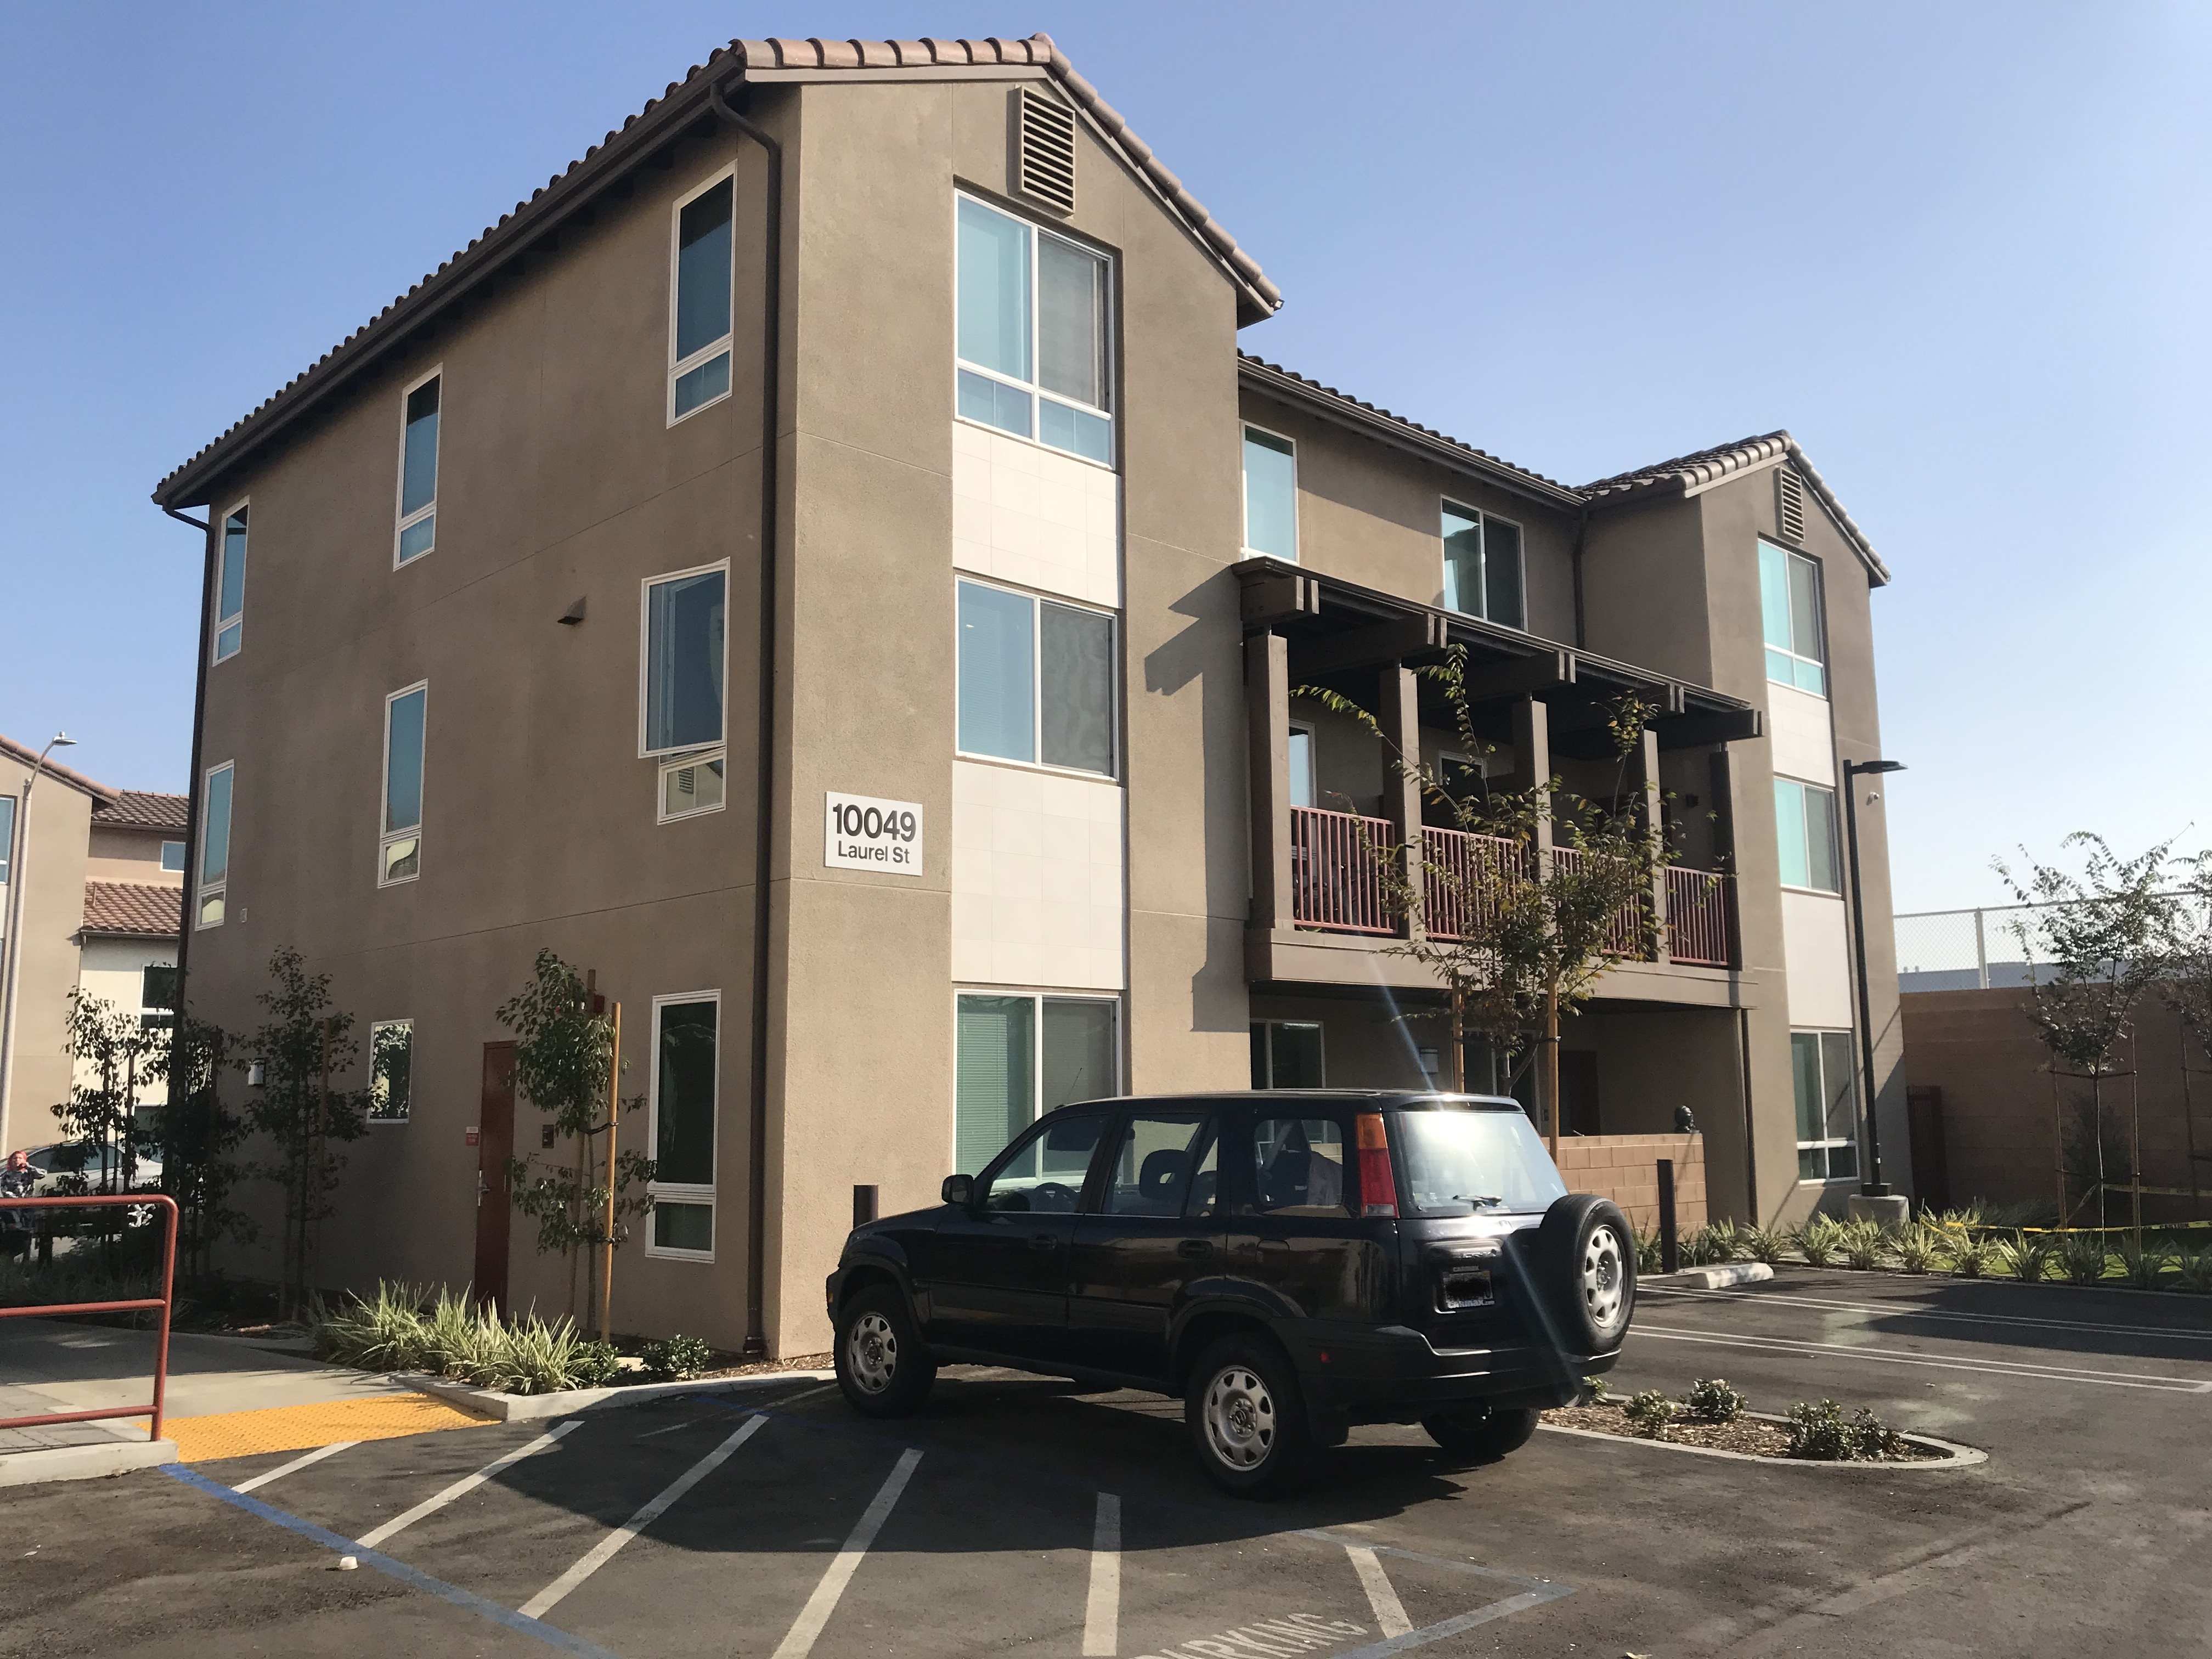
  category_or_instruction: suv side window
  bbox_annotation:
[1098,1113,1217,1217]
[978,1111,1107,1214]
[1251,1115,1352,1217]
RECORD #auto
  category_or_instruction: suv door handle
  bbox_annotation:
[1029,1232,1058,1251]
[1177,1239,1212,1260]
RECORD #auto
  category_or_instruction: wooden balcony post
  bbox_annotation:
[1379,663,1425,941]
[1709,747,1742,967]
[1247,631,1294,931]
[1634,726,1669,963]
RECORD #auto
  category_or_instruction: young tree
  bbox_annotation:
[243,947,369,1317]
[1305,647,1667,1151]
[1996,834,2174,1231]
[496,950,653,1321]
[155,1011,252,1284]
[49,990,162,1260]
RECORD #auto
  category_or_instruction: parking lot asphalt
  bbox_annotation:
[3,1269,2208,1659]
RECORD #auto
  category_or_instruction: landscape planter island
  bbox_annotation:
[397,1363,835,1423]
[1539,1400,1985,1468]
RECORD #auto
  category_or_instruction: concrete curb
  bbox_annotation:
[1541,1409,1986,1469]
[393,1368,838,1423]
[0,1437,182,1488]
[1654,1262,1775,1290]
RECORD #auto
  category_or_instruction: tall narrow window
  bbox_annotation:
[1793,1030,1859,1181]
[1286,723,1316,810]
[369,1020,413,1122]
[955,195,1113,464]
[380,684,426,885]
[955,578,1115,777]
[1759,540,1826,695]
[139,965,178,1032]
[955,991,1118,1175]
[0,795,15,930]
[669,174,735,422]
[1242,426,1297,560]
[641,565,727,821]
[198,763,233,928]
[1440,503,1525,630]
[648,994,719,1257]
[395,371,441,565]
[1774,777,1839,893]
[212,506,247,663]
[1249,1020,1325,1088]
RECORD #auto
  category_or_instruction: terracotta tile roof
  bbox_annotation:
[0,733,120,804]
[152,32,1278,510]
[1579,431,1888,584]
[90,791,190,832]
[1238,354,1583,507]
[82,881,183,940]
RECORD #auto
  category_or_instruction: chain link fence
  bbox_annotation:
[1893,902,2067,991]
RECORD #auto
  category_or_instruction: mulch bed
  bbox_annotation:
[1543,1401,1941,1461]
[693,1352,833,1380]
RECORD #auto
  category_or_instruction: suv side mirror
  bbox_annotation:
[940,1173,974,1209]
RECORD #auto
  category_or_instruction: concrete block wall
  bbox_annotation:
[1553,1133,1708,1233]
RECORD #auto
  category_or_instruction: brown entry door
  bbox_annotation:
[1558,1051,1602,1138]
[475,1041,516,1312]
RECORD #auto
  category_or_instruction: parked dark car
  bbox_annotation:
[824,1091,1634,1494]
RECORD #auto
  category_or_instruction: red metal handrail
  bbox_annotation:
[1291,805,1398,935]
[1420,826,1527,943]
[1549,845,1645,957]
[0,1194,177,1443]
[1666,867,1734,967]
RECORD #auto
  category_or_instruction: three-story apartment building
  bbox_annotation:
[152,33,1904,1356]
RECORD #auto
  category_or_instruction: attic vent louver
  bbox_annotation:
[1014,88,1076,214]
[1776,464,1807,545]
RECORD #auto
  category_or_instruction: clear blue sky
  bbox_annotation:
[3,3,2205,911]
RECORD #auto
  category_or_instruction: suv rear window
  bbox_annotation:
[1392,1105,1566,1216]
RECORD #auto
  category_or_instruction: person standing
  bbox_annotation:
[1,1148,37,1263]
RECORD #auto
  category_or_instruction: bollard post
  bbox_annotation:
[853,1184,878,1229]
[1657,1159,1679,1275]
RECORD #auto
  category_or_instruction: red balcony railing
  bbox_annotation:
[1549,845,1646,957]
[1291,805,1398,934]
[1666,866,1734,966]
[1421,826,1528,943]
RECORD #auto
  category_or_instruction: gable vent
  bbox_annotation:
[1776,464,1807,544]
[1014,89,1077,214]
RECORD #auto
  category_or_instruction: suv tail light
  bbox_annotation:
[1355,1113,1398,1218]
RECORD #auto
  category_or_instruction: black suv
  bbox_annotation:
[824,1091,1634,1494]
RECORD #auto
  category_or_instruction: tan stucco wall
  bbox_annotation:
[86,826,184,886]
[0,758,95,1153]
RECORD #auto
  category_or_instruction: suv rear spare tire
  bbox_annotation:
[1532,1193,1635,1353]
[835,1285,936,1418]
[1184,1333,1318,1498]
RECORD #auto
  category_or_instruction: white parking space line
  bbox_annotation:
[519,1414,768,1620]
[771,1446,924,1659]
[1634,1324,2212,1392]
[1642,1284,2212,1342]
[1345,1544,1412,1639]
[233,1441,357,1493]
[358,1421,580,1550]
[1083,1492,1121,1656]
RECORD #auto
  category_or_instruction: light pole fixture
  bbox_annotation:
[0,732,79,1142]
[1843,757,1904,1197]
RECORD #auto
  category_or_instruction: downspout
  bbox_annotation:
[708,82,782,1359]
[1736,1006,1759,1224]
[1570,499,1589,650]
[162,505,216,1177]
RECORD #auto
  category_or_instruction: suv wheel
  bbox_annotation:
[1421,1403,1540,1465]
[1533,1194,1636,1353]
[834,1285,935,1418]
[1184,1334,1318,1497]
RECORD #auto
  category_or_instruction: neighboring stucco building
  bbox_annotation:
[1,737,185,1152]
[149,32,1905,1356]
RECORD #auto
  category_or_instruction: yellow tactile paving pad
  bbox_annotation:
[144,1393,494,1463]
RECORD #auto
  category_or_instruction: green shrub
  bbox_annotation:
[1739,1227,1789,1266]
[569,1341,623,1388]
[2175,1244,2212,1293]
[2117,1236,2173,1291]
[1892,1224,1942,1275]
[309,1280,623,1393]
[1793,1215,1844,1268]
[1623,1389,1675,1438]
[2057,1232,2112,1286]
[640,1333,714,1381]
[1630,1224,1663,1274]
[1684,1377,1747,1424]
[1942,1232,2000,1278]
[1582,1374,1612,1402]
[1837,1219,1887,1271]
[1998,1232,2055,1283]
[1783,1399,1903,1460]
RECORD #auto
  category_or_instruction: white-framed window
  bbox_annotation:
[212,503,248,663]
[1286,720,1316,810]
[394,368,442,566]
[955,577,1116,778]
[1774,777,1839,893]
[1441,501,1526,630]
[954,193,1114,465]
[1760,539,1826,695]
[139,964,178,1032]
[1242,424,1297,561]
[369,1019,413,1123]
[954,990,1119,1176]
[196,762,233,928]
[0,795,15,932]
[1250,1020,1325,1088]
[647,991,720,1259]
[1793,1029,1859,1182]
[160,840,187,872]
[639,561,728,821]
[380,683,427,886]
[668,170,736,424]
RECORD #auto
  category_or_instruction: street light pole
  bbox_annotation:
[0,732,80,1146]
[1843,757,1904,1198]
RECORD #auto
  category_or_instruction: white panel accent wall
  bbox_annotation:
[1780,890,1855,1028]
[951,759,1125,990]
[1767,681,1836,786]
[952,422,1120,607]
